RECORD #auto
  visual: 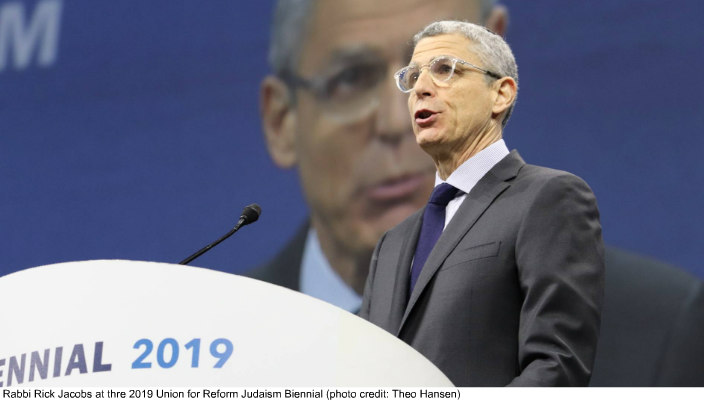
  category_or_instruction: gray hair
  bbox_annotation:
[268,0,315,77]
[413,20,518,127]
[268,0,498,78]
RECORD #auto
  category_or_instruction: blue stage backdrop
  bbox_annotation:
[1,0,703,278]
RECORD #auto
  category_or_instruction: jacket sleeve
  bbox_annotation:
[656,278,704,385]
[509,173,605,386]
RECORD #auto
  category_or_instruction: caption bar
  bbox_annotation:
[1,389,460,400]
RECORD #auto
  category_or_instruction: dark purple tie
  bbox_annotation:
[410,183,461,294]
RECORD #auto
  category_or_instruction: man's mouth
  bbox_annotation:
[365,172,431,202]
[414,109,438,127]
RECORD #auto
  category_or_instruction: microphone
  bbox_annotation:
[179,203,261,265]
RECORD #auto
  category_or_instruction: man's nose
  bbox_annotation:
[374,76,412,143]
[413,68,436,99]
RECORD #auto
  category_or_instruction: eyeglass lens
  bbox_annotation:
[315,62,386,123]
[398,57,457,92]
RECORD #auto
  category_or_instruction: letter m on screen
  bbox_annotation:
[0,0,62,72]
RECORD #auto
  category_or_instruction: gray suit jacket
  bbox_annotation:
[590,248,704,386]
[247,222,308,291]
[359,151,605,386]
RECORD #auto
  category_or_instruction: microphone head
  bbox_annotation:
[240,203,261,226]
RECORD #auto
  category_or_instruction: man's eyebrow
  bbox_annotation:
[325,46,385,67]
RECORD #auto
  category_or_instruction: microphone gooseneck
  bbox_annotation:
[179,203,261,265]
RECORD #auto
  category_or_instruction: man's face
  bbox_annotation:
[408,34,497,158]
[266,0,482,261]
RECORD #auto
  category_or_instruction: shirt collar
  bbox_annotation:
[435,139,510,194]
[300,228,362,313]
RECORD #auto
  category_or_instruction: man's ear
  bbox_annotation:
[260,76,297,168]
[492,77,517,119]
[484,5,508,37]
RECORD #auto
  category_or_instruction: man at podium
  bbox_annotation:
[358,20,604,386]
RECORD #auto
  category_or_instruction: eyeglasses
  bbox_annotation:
[281,61,388,123]
[394,55,501,93]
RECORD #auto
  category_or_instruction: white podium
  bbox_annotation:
[0,260,452,387]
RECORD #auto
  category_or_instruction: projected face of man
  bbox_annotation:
[261,0,506,294]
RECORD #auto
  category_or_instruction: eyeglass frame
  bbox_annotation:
[393,55,502,93]
[275,61,389,123]
[277,59,388,102]
[279,70,329,101]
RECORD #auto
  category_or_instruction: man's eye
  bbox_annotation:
[433,62,453,75]
[323,64,384,100]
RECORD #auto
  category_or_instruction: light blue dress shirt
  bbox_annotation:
[300,228,362,312]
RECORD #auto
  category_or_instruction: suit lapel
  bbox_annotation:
[398,151,525,333]
[388,209,423,330]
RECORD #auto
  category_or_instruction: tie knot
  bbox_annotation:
[429,183,460,206]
